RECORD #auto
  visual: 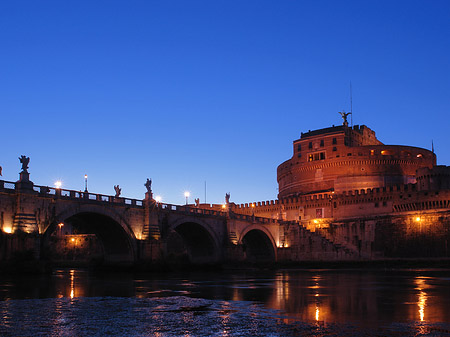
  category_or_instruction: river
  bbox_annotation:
[1,268,450,336]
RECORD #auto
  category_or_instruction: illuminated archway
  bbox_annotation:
[43,211,136,264]
[168,221,219,264]
[241,229,276,262]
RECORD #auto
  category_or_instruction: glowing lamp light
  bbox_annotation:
[55,181,62,189]
[313,219,319,224]
[415,217,421,222]
[222,204,226,209]
[155,196,162,203]
[71,238,75,242]
[3,227,12,234]
[184,191,190,205]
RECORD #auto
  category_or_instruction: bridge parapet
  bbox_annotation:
[0,180,144,208]
[158,203,227,217]
[230,212,277,224]
[156,202,278,224]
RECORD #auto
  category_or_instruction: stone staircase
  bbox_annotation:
[282,221,362,259]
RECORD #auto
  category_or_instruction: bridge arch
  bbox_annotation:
[239,225,277,262]
[43,204,137,264]
[167,217,221,264]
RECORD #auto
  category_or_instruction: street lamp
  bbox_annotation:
[55,181,62,189]
[84,174,88,192]
[184,191,190,205]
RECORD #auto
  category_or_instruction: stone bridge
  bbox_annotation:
[0,175,282,265]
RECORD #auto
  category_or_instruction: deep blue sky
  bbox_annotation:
[1,1,449,205]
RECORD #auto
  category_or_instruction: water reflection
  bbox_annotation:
[70,269,75,299]
[415,277,427,322]
[0,268,450,328]
[265,270,450,326]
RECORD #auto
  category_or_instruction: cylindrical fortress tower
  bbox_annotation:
[277,124,436,198]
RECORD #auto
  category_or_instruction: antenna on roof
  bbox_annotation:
[350,81,353,127]
[432,140,434,153]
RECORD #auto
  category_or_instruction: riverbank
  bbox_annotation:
[2,257,450,275]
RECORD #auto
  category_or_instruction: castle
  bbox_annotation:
[227,116,450,259]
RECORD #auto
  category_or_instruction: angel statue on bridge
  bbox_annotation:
[144,178,152,194]
[114,185,121,197]
[19,155,30,173]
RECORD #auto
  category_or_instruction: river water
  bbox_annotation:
[1,268,450,336]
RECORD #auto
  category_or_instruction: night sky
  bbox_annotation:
[1,1,449,205]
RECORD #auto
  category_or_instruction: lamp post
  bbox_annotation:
[84,174,88,192]
[184,191,190,205]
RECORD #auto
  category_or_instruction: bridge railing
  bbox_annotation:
[158,203,228,217]
[0,180,16,191]
[2,179,277,223]
[0,180,143,208]
[232,213,278,224]
[157,202,277,224]
[31,183,145,207]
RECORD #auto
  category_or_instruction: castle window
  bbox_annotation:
[297,144,301,152]
[308,151,326,161]
[332,137,337,144]
[320,139,324,147]
[370,149,375,155]
[309,142,312,149]
[297,153,301,158]
[332,147,337,152]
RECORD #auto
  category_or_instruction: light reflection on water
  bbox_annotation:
[0,269,450,336]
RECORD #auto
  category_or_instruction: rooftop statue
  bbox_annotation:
[19,155,30,173]
[225,192,230,204]
[114,185,121,197]
[194,198,200,207]
[339,111,352,126]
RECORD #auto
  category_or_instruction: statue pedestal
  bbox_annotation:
[145,192,153,200]
[20,171,30,182]
[16,171,33,191]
